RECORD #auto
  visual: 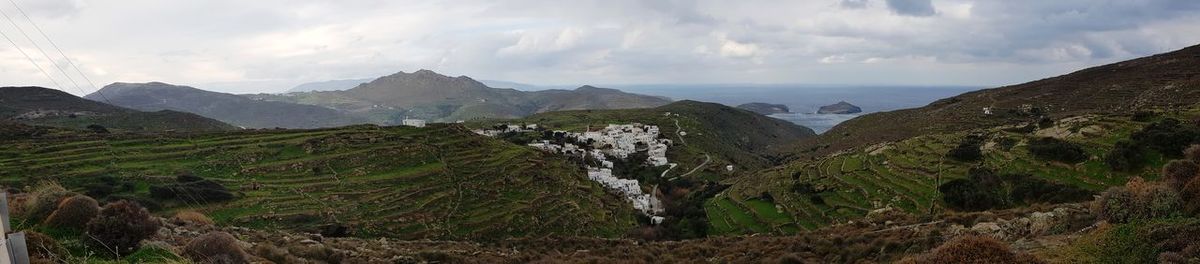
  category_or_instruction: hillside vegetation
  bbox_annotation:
[715,109,1197,234]
[1,86,236,132]
[781,43,1200,161]
[0,124,636,240]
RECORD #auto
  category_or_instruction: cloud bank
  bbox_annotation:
[1,0,1198,94]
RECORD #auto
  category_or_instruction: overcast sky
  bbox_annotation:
[2,0,1199,94]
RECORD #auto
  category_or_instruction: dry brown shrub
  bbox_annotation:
[901,235,1044,264]
[1183,179,1200,216]
[25,231,67,263]
[172,211,215,226]
[85,200,160,257]
[1163,160,1200,190]
[1185,145,1200,164]
[183,232,249,264]
[43,195,100,229]
[23,182,74,222]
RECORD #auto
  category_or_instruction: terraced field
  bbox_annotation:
[712,113,1182,235]
[0,124,637,240]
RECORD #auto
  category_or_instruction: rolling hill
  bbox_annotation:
[0,86,235,132]
[249,70,672,123]
[287,78,374,93]
[88,82,370,129]
[0,124,637,239]
[778,43,1200,160]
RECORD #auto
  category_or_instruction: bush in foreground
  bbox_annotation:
[899,235,1043,264]
[23,182,75,223]
[183,232,249,264]
[85,200,160,257]
[1096,178,1181,223]
[1163,160,1200,190]
[43,195,100,229]
[25,231,67,263]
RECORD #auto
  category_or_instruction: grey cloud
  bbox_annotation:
[885,0,935,16]
[3,0,1200,93]
[840,0,868,9]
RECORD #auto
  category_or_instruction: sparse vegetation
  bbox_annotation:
[939,167,1092,212]
[1027,137,1088,163]
[149,172,235,204]
[183,232,250,264]
[85,200,160,257]
[900,235,1044,264]
[946,134,985,162]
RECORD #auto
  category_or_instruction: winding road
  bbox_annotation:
[668,117,711,179]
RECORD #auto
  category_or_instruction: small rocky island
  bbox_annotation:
[817,101,862,114]
[736,102,791,115]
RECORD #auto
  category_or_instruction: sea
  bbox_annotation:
[612,84,982,134]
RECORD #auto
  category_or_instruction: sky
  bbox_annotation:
[1,0,1200,94]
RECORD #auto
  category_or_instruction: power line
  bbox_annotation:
[6,0,110,104]
[0,4,85,96]
[0,20,61,89]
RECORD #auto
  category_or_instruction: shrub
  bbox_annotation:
[1106,140,1146,172]
[23,182,74,222]
[1096,187,1138,223]
[182,232,249,264]
[1027,137,1088,163]
[1163,160,1200,190]
[1181,179,1200,216]
[150,173,234,204]
[1096,180,1181,223]
[1140,184,1181,219]
[1186,145,1200,164]
[939,168,1092,212]
[1132,111,1158,122]
[1131,118,1200,158]
[172,211,215,226]
[86,124,110,133]
[85,200,160,257]
[946,134,985,162]
[25,231,67,263]
[43,195,100,229]
[901,235,1044,264]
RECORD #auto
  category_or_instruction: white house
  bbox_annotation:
[402,119,426,128]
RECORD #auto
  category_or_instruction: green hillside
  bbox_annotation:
[712,109,1198,235]
[0,124,636,240]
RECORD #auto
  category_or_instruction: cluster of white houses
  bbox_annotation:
[475,123,672,224]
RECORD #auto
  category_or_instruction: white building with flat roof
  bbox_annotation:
[402,119,426,128]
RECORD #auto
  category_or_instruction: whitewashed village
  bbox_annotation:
[473,123,675,224]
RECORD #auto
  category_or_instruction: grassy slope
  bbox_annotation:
[0,124,636,240]
[712,111,1192,235]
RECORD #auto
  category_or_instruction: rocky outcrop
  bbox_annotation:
[817,101,862,114]
[737,102,790,115]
